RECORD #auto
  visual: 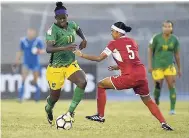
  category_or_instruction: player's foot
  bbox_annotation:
[65,112,75,123]
[45,105,54,126]
[86,114,105,123]
[154,98,159,105]
[169,110,176,115]
[161,123,173,131]
[17,98,23,103]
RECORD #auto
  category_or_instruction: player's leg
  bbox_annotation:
[45,89,61,125]
[18,65,29,102]
[140,95,173,131]
[32,70,40,102]
[134,79,173,131]
[164,66,177,114]
[153,79,164,105]
[67,70,87,116]
[45,66,64,125]
[152,69,164,105]
[86,77,115,123]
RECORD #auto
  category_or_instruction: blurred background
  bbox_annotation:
[1,2,189,101]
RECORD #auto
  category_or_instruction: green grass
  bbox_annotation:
[1,100,189,138]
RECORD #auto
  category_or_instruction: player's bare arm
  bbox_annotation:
[108,65,119,71]
[74,49,107,62]
[37,49,46,54]
[46,40,76,53]
[174,51,181,77]
[15,51,23,66]
[148,47,153,73]
[76,28,87,50]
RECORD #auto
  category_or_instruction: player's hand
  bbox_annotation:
[108,65,119,71]
[79,40,87,50]
[148,67,153,73]
[73,49,83,57]
[12,63,19,73]
[63,45,77,51]
[177,70,182,78]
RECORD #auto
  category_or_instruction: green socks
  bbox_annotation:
[169,87,176,111]
[45,96,57,112]
[45,87,85,114]
[154,86,176,111]
[154,88,161,105]
[68,86,84,113]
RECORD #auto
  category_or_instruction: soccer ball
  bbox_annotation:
[56,114,72,130]
[32,47,38,54]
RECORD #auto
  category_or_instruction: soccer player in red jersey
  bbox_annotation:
[74,22,173,131]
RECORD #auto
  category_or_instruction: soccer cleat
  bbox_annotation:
[169,110,176,115]
[65,112,75,123]
[161,123,173,131]
[86,114,105,123]
[45,105,54,126]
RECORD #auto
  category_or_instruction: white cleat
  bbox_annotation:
[169,110,176,115]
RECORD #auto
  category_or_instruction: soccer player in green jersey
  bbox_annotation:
[148,20,181,115]
[45,2,87,125]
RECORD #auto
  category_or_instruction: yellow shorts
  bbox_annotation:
[152,65,177,80]
[46,61,81,90]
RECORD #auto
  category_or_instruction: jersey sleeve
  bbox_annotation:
[149,34,157,49]
[102,41,115,56]
[45,26,56,42]
[71,21,80,31]
[174,37,180,53]
[37,38,44,49]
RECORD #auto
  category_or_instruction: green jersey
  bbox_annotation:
[149,33,180,69]
[45,21,79,67]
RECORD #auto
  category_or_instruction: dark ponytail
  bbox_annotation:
[113,21,132,33]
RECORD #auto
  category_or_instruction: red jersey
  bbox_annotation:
[103,36,143,75]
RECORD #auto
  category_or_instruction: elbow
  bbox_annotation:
[96,58,102,62]
[46,47,51,53]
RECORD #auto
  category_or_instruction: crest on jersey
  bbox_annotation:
[169,42,174,48]
[52,83,56,88]
[162,45,168,51]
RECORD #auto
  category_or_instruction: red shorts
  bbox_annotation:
[110,66,149,96]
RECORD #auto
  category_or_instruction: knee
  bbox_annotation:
[76,79,87,89]
[155,82,161,90]
[168,82,176,89]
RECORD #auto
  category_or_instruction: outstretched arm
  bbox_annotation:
[74,49,108,62]
[76,28,87,50]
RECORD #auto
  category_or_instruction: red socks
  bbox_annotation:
[144,99,166,123]
[97,87,106,117]
[97,87,166,123]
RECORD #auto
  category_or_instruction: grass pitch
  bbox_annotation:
[1,100,189,138]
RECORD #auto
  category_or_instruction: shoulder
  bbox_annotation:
[47,24,57,35]
[68,21,77,25]
[149,33,161,44]
[20,37,26,42]
[126,37,136,42]
[68,21,79,30]
[153,33,161,39]
[108,40,116,46]
[171,34,179,41]
[20,37,28,46]
[35,37,43,43]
